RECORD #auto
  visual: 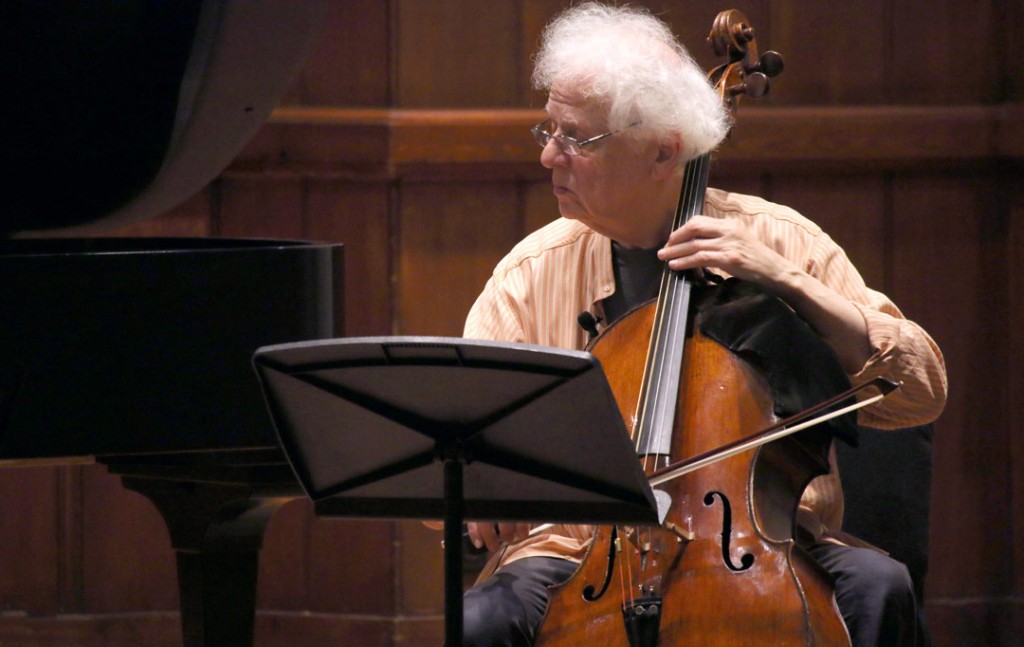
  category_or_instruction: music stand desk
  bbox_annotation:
[253,336,657,645]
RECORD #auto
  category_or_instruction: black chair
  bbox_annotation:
[836,424,934,602]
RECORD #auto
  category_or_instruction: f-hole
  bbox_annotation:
[582,526,618,601]
[704,491,754,572]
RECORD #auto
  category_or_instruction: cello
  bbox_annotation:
[531,9,853,646]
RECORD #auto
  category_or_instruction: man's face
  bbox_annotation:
[541,84,664,248]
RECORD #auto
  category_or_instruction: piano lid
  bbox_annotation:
[6,0,328,236]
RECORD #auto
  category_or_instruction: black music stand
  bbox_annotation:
[252,336,658,646]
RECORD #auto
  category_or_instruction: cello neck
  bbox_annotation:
[633,152,711,458]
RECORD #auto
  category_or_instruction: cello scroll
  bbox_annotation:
[706,9,784,109]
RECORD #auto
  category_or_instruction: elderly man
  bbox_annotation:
[456,3,947,646]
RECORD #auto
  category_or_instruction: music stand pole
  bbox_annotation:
[443,457,464,646]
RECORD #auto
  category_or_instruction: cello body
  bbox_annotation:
[532,288,852,646]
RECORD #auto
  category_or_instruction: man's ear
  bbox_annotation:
[652,137,683,180]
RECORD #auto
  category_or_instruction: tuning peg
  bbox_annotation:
[725,71,769,100]
[741,72,769,99]
[759,51,784,77]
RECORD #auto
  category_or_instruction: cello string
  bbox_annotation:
[635,152,706,467]
[627,151,707,606]
[621,528,636,607]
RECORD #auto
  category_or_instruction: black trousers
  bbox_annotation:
[807,542,928,647]
[461,545,924,647]
[462,557,577,647]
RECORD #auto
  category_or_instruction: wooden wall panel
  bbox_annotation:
[519,0,572,108]
[0,615,181,647]
[81,468,177,613]
[396,0,522,108]
[890,1,999,104]
[0,468,61,615]
[768,1,887,105]
[394,618,444,647]
[254,613,392,647]
[1006,3,1024,101]
[256,500,311,611]
[1010,165,1024,644]
[217,176,306,240]
[396,521,443,616]
[80,466,177,614]
[889,176,1009,606]
[396,181,521,336]
[287,0,391,107]
[307,517,396,615]
[304,180,393,336]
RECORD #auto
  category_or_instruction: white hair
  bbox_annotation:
[532,2,730,161]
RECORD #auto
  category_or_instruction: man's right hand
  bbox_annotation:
[466,521,533,552]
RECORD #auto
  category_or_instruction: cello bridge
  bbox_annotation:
[663,521,695,543]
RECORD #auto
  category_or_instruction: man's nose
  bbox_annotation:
[540,138,566,169]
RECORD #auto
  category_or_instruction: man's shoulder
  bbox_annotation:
[705,187,823,236]
[493,218,604,277]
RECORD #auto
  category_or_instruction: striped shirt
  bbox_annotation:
[464,187,948,570]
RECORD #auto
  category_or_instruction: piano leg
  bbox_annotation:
[117,476,294,647]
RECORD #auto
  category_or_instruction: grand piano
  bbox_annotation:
[2,2,336,645]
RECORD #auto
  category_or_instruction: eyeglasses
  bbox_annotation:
[530,119,639,156]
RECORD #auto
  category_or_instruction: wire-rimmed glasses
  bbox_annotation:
[530,119,639,156]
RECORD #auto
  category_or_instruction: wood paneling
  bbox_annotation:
[81,468,178,613]
[890,1,1000,104]
[287,0,391,107]
[1011,166,1024,609]
[252,105,1019,172]
[768,1,888,105]
[0,614,183,647]
[310,518,397,614]
[395,0,522,107]
[396,521,443,616]
[217,176,306,240]
[396,180,521,336]
[255,500,312,611]
[0,468,61,615]
[886,174,1013,642]
[304,179,393,337]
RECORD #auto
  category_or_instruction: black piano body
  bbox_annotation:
[0,237,342,461]
[3,1,334,645]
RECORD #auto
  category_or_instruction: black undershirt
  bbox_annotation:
[602,241,664,325]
